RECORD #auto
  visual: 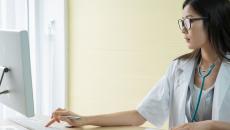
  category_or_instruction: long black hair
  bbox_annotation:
[178,0,230,61]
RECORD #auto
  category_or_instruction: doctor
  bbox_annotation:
[46,0,230,129]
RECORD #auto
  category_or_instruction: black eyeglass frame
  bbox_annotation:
[177,17,208,31]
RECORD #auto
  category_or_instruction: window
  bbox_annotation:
[0,0,68,118]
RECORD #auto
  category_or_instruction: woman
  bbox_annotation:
[46,0,230,129]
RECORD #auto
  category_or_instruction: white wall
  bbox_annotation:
[68,0,188,128]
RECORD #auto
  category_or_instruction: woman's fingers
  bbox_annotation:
[45,118,56,127]
[47,108,70,127]
[46,108,83,127]
[51,108,64,119]
[45,115,71,127]
[59,116,75,125]
[51,110,70,121]
[53,110,70,116]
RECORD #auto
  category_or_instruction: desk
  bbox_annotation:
[0,117,163,130]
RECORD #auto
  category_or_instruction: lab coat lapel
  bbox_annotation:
[174,58,196,124]
[212,57,230,120]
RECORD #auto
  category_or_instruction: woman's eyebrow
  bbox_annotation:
[182,15,194,19]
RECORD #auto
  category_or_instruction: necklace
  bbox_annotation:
[197,58,219,78]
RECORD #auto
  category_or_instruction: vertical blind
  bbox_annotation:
[0,0,67,119]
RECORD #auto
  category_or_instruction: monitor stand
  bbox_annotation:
[0,66,9,95]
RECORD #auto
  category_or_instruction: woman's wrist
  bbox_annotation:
[81,115,105,126]
[81,116,92,126]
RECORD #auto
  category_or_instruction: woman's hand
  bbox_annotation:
[45,108,87,127]
[172,120,213,130]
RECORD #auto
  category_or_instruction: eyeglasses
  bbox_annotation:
[178,17,208,31]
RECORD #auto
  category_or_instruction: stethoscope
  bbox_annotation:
[191,60,216,122]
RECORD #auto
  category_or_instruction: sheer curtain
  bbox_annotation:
[0,0,68,119]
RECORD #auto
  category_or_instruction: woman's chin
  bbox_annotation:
[187,45,196,49]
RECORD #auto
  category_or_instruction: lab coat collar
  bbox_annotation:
[212,55,230,119]
[175,57,197,124]
[176,56,197,88]
[176,54,230,121]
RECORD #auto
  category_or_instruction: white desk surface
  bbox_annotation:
[0,116,164,130]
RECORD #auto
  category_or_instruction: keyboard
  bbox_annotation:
[0,125,28,130]
[9,117,66,130]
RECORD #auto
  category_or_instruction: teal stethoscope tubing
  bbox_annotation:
[191,63,216,122]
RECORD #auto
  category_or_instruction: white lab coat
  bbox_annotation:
[137,55,230,128]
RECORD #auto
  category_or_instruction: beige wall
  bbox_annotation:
[68,0,188,128]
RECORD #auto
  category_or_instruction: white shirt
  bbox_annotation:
[186,83,214,122]
[185,62,214,122]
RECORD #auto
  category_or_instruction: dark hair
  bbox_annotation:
[178,0,230,61]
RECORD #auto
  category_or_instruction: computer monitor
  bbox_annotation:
[0,30,34,117]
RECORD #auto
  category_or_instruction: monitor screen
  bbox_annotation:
[0,30,34,117]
